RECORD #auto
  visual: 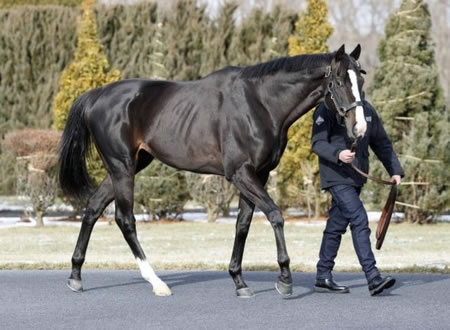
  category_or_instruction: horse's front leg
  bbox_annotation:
[232,166,292,297]
[229,172,269,297]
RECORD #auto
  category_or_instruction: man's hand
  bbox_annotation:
[392,175,401,185]
[338,150,355,163]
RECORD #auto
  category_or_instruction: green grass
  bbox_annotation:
[1,220,449,273]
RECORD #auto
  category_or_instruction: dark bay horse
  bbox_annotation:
[59,44,366,297]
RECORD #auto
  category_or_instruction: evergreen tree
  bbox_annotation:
[199,1,238,76]
[52,0,120,185]
[287,0,332,55]
[228,5,294,66]
[164,0,208,80]
[96,2,158,79]
[229,7,270,66]
[369,0,444,144]
[0,6,77,135]
[368,0,448,222]
[263,5,293,60]
[277,0,333,215]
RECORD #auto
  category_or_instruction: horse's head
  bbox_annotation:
[324,44,367,140]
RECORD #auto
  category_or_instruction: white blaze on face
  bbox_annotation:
[136,258,172,296]
[347,69,367,137]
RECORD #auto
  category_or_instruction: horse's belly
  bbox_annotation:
[145,131,224,175]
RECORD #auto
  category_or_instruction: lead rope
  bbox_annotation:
[350,140,398,250]
[350,141,395,186]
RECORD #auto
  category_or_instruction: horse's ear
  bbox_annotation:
[350,44,361,60]
[335,44,346,60]
[332,44,345,68]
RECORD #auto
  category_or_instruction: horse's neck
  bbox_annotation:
[260,67,327,131]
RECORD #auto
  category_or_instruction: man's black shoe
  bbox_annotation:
[314,279,349,293]
[368,275,396,296]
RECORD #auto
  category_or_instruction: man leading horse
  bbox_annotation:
[311,45,403,296]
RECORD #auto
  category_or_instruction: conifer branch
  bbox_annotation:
[372,91,428,105]
[395,117,415,120]
[395,201,421,209]
[399,154,443,163]
[397,4,422,16]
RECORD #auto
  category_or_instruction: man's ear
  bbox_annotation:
[350,44,361,60]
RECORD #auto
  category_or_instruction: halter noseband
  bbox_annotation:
[324,65,363,117]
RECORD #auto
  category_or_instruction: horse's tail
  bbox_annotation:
[58,88,102,201]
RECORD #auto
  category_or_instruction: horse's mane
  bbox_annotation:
[240,52,336,78]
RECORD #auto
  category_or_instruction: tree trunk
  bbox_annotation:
[207,207,218,223]
[221,206,230,217]
[306,189,312,219]
[314,190,321,220]
[35,211,44,227]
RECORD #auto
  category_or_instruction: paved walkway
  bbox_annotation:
[1,270,449,329]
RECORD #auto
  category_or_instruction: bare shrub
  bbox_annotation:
[2,129,61,226]
[185,173,237,223]
[2,129,61,158]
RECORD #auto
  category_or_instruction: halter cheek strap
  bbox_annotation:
[329,91,363,116]
[325,65,332,78]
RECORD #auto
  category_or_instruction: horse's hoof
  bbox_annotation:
[153,282,172,296]
[67,279,83,292]
[275,280,293,297]
[236,287,255,298]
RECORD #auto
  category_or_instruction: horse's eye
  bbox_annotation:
[337,80,343,87]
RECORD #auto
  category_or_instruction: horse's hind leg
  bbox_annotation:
[109,157,171,296]
[229,194,255,297]
[68,176,114,292]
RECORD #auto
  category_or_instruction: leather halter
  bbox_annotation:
[324,66,364,118]
[350,140,398,250]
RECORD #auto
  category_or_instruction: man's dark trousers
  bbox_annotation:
[316,184,380,283]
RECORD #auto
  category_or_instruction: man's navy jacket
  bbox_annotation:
[311,101,404,190]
